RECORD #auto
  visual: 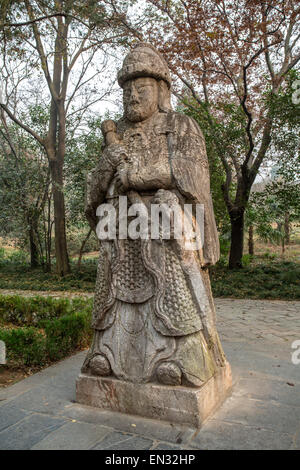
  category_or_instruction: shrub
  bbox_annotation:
[0,294,92,326]
[241,254,252,267]
[211,260,300,300]
[42,311,92,361]
[0,295,93,367]
[0,327,46,366]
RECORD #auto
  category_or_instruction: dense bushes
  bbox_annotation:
[43,311,92,361]
[0,327,46,366]
[210,261,300,299]
[0,295,93,366]
[0,294,92,326]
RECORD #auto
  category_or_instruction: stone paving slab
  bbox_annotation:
[0,298,299,450]
[188,419,294,450]
[32,421,114,450]
[91,432,154,450]
[0,413,66,450]
[60,404,195,445]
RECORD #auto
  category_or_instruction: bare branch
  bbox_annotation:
[0,103,44,147]
[23,0,59,103]
[1,13,91,29]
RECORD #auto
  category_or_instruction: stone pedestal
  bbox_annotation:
[76,361,232,428]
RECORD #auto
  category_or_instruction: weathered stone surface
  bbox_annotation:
[0,403,30,432]
[0,298,299,450]
[79,42,232,424]
[189,419,294,450]
[91,431,153,450]
[0,340,5,364]
[76,361,232,428]
[31,421,112,450]
[0,413,65,450]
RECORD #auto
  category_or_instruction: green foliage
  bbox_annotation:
[67,226,99,255]
[245,71,300,252]
[0,327,46,366]
[181,102,231,232]
[262,251,277,260]
[0,249,28,267]
[0,247,5,265]
[219,232,231,256]
[43,311,92,361]
[241,254,252,267]
[0,294,92,326]
[0,256,97,291]
[0,117,50,266]
[0,295,93,366]
[210,260,300,300]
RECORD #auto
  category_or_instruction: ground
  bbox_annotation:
[0,235,299,449]
[0,297,299,450]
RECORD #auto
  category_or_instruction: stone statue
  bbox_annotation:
[77,43,231,425]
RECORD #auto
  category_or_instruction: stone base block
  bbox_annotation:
[76,361,232,428]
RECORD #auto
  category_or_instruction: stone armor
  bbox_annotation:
[81,43,227,388]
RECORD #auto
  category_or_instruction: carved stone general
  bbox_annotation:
[76,43,232,426]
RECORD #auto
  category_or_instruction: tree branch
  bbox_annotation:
[0,103,44,147]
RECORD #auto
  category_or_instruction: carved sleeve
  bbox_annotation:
[127,161,174,191]
[85,153,115,230]
[168,113,220,266]
[85,143,128,229]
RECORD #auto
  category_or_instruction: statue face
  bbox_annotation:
[123,77,159,122]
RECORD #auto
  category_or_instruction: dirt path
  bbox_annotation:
[0,289,93,299]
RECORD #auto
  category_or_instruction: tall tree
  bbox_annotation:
[0,110,51,268]
[146,0,300,267]
[0,0,127,274]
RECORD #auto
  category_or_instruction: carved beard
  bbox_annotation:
[125,102,158,122]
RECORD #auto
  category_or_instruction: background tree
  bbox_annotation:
[0,0,128,275]
[0,107,51,268]
[248,68,300,256]
[145,0,300,267]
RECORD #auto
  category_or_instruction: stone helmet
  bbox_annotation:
[118,42,172,111]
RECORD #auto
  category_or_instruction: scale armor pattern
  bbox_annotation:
[161,246,202,333]
[92,244,110,324]
[114,239,154,298]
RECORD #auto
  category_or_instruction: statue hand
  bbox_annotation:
[115,166,129,193]
[152,189,179,207]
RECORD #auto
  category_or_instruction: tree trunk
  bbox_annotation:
[229,208,245,269]
[46,13,70,276]
[281,236,285,257]
[29,226,39,268]
[248,224,254,256]
[46,196,53,272]
[284,212,290,244]
[50,159,70,275]
[77,228,92,270]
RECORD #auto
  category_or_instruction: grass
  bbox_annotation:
[0,243,299,300]
[0,258,97,292]
[210,259,300,300]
